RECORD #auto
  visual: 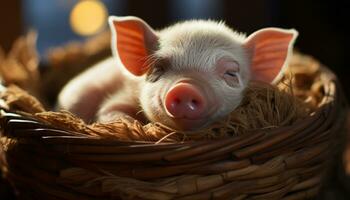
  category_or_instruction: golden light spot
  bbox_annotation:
[70,0,108,36]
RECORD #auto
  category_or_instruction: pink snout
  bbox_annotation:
[165,83,207,119]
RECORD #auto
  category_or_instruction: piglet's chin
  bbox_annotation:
[167,118,210,131]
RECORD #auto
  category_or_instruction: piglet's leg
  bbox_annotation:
[97,104,139,123]
[58,58,124,123]
[97,92,146,123]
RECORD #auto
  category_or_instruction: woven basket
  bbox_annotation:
[0,35,348,199]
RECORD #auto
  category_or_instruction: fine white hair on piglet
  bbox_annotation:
[58,16,298,131]
[156,20,250,81]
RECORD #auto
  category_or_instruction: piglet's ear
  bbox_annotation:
[243,28,298,83]
[109,16,158,76]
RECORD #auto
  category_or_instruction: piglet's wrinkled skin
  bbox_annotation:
[58,16,298,131]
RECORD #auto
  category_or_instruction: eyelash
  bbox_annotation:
[225,71,237,77]
[146,65,165,82]
[223,71,240,87]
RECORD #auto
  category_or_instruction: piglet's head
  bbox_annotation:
[109,16,298,131]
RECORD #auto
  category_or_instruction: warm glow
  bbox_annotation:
[70,0,108,36]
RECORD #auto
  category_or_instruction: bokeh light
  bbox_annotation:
[70,0,108,36]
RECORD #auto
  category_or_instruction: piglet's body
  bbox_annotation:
[58,16,298,130]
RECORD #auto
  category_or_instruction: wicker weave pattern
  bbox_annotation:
[0,55,347,200]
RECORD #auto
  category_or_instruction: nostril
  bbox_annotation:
[190,99,197,108]
[174,98,181,104]
[188,100,197,111]
[191,99,199,105]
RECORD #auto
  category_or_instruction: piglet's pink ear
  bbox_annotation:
[108,16,158,76]
[244,28,298,83]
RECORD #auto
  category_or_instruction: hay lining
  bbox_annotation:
[0,77,316,142]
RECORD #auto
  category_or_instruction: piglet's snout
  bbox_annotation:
[165,83,207,119]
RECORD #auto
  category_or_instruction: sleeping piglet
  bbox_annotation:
[58,16,298,131]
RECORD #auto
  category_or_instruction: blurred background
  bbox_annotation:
[0,0,349,98]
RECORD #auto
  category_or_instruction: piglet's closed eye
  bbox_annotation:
[244,28,298,84]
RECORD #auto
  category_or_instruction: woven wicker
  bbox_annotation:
[0,48,348,199]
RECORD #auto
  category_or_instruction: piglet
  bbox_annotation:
[58,16,298,131]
